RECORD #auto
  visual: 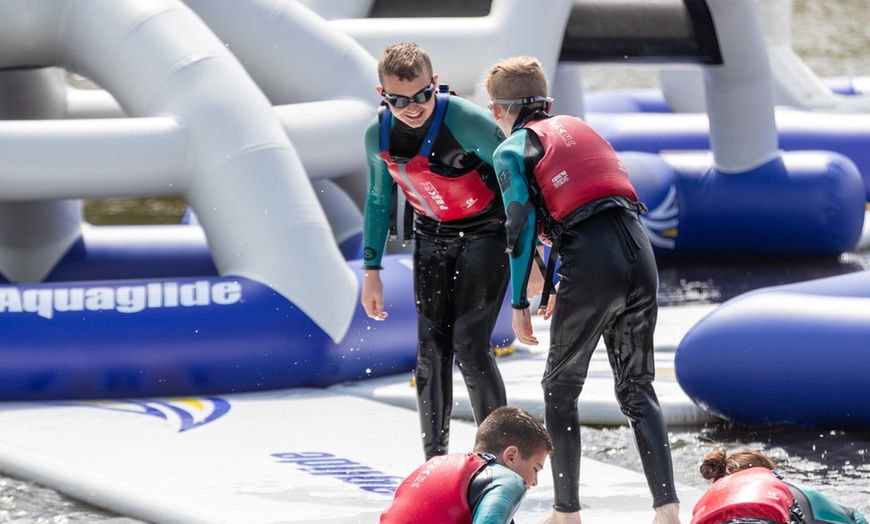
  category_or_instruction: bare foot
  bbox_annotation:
[653,502,681,524]
[536,508,581,524]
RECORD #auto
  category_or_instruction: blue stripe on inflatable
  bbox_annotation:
[583,89,674,114]
[675,270,870,429]
[338,231,364,261]
[44,230,217,282]
[590,111,870,202]
[0,260,411,400]
[0,253,516,401]
[626,151,865,257]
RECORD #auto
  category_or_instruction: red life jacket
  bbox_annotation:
[523,115,637,224]
[379,453,488,524]
[379,91,494,222]
[691,467,795,524]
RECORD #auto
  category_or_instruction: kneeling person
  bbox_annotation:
[380,406,553,523]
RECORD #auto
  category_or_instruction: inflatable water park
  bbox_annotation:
[676,271,870,430]
[0,0,530,402]
[0,0,864,391]
[0,0,870,520]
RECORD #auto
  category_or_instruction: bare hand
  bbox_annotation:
[361,270,388,321]
[512,307,537,345]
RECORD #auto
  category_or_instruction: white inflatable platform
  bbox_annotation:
[332,304,720,427]
[0,389,702,523]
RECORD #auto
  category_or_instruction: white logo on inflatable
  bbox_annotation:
[0,281,243,319]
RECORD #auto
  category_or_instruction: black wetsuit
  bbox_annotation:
[494,111,679,512]
[363,92,508,459]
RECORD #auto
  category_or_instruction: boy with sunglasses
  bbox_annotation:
[361,42,509,461]
[485,56,682,524]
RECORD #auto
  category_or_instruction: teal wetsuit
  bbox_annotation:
[363,91,509,460]
[692,467,867,524]
[789,481,868,524]
[470,461,528,523]
[380,452,527,524]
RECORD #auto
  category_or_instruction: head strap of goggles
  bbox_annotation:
[491,96,553,107]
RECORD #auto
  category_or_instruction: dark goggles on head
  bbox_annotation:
[382,81,435,108]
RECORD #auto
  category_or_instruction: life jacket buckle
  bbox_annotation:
[548,222,566,239]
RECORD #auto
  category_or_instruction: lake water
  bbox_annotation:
[4,0,870,521]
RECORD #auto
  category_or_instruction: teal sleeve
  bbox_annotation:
[442,96,506,167]
[361,116,394,268]
[795,484,868,524]
[471,464,527,524]
[493,131,537,308]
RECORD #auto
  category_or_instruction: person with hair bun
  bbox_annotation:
[692,448,867,524]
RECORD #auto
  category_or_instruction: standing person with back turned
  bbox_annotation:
[360,42,509,460]
[485,55,682,524]
[380,406,553,524]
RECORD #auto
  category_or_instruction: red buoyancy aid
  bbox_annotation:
[524,115,637,223]
[379,90,495,222]
[379,453,488,524]
[691,467,795,524]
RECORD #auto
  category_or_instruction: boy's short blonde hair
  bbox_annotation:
[377,42,433,85]
[485,56,549,104]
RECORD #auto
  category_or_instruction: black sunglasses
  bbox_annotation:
[381,81,435,109]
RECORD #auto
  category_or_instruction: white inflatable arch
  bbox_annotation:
[660,0,870,115]
[325,0,573,106]
[0,0,358,341]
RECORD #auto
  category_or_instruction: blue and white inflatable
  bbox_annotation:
[675,270,870,430]
[0,0,524,400]
[0,0,868,403]
[0,0,368,400]
[319,0,867,259]
[578,0,866,258]
[0,255,431,400]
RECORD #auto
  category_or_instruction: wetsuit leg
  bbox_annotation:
[542,210,628,513]
[414,236,457,460]
[451,230,509,426]
[603,209,679,508]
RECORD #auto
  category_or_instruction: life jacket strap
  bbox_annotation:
[538,236,560,311]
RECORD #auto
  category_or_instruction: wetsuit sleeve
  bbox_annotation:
[362,117,394,268]
[471,464,527,524]
[442,96,505,167]
[794,484,869,524]
[493,131,537,309]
